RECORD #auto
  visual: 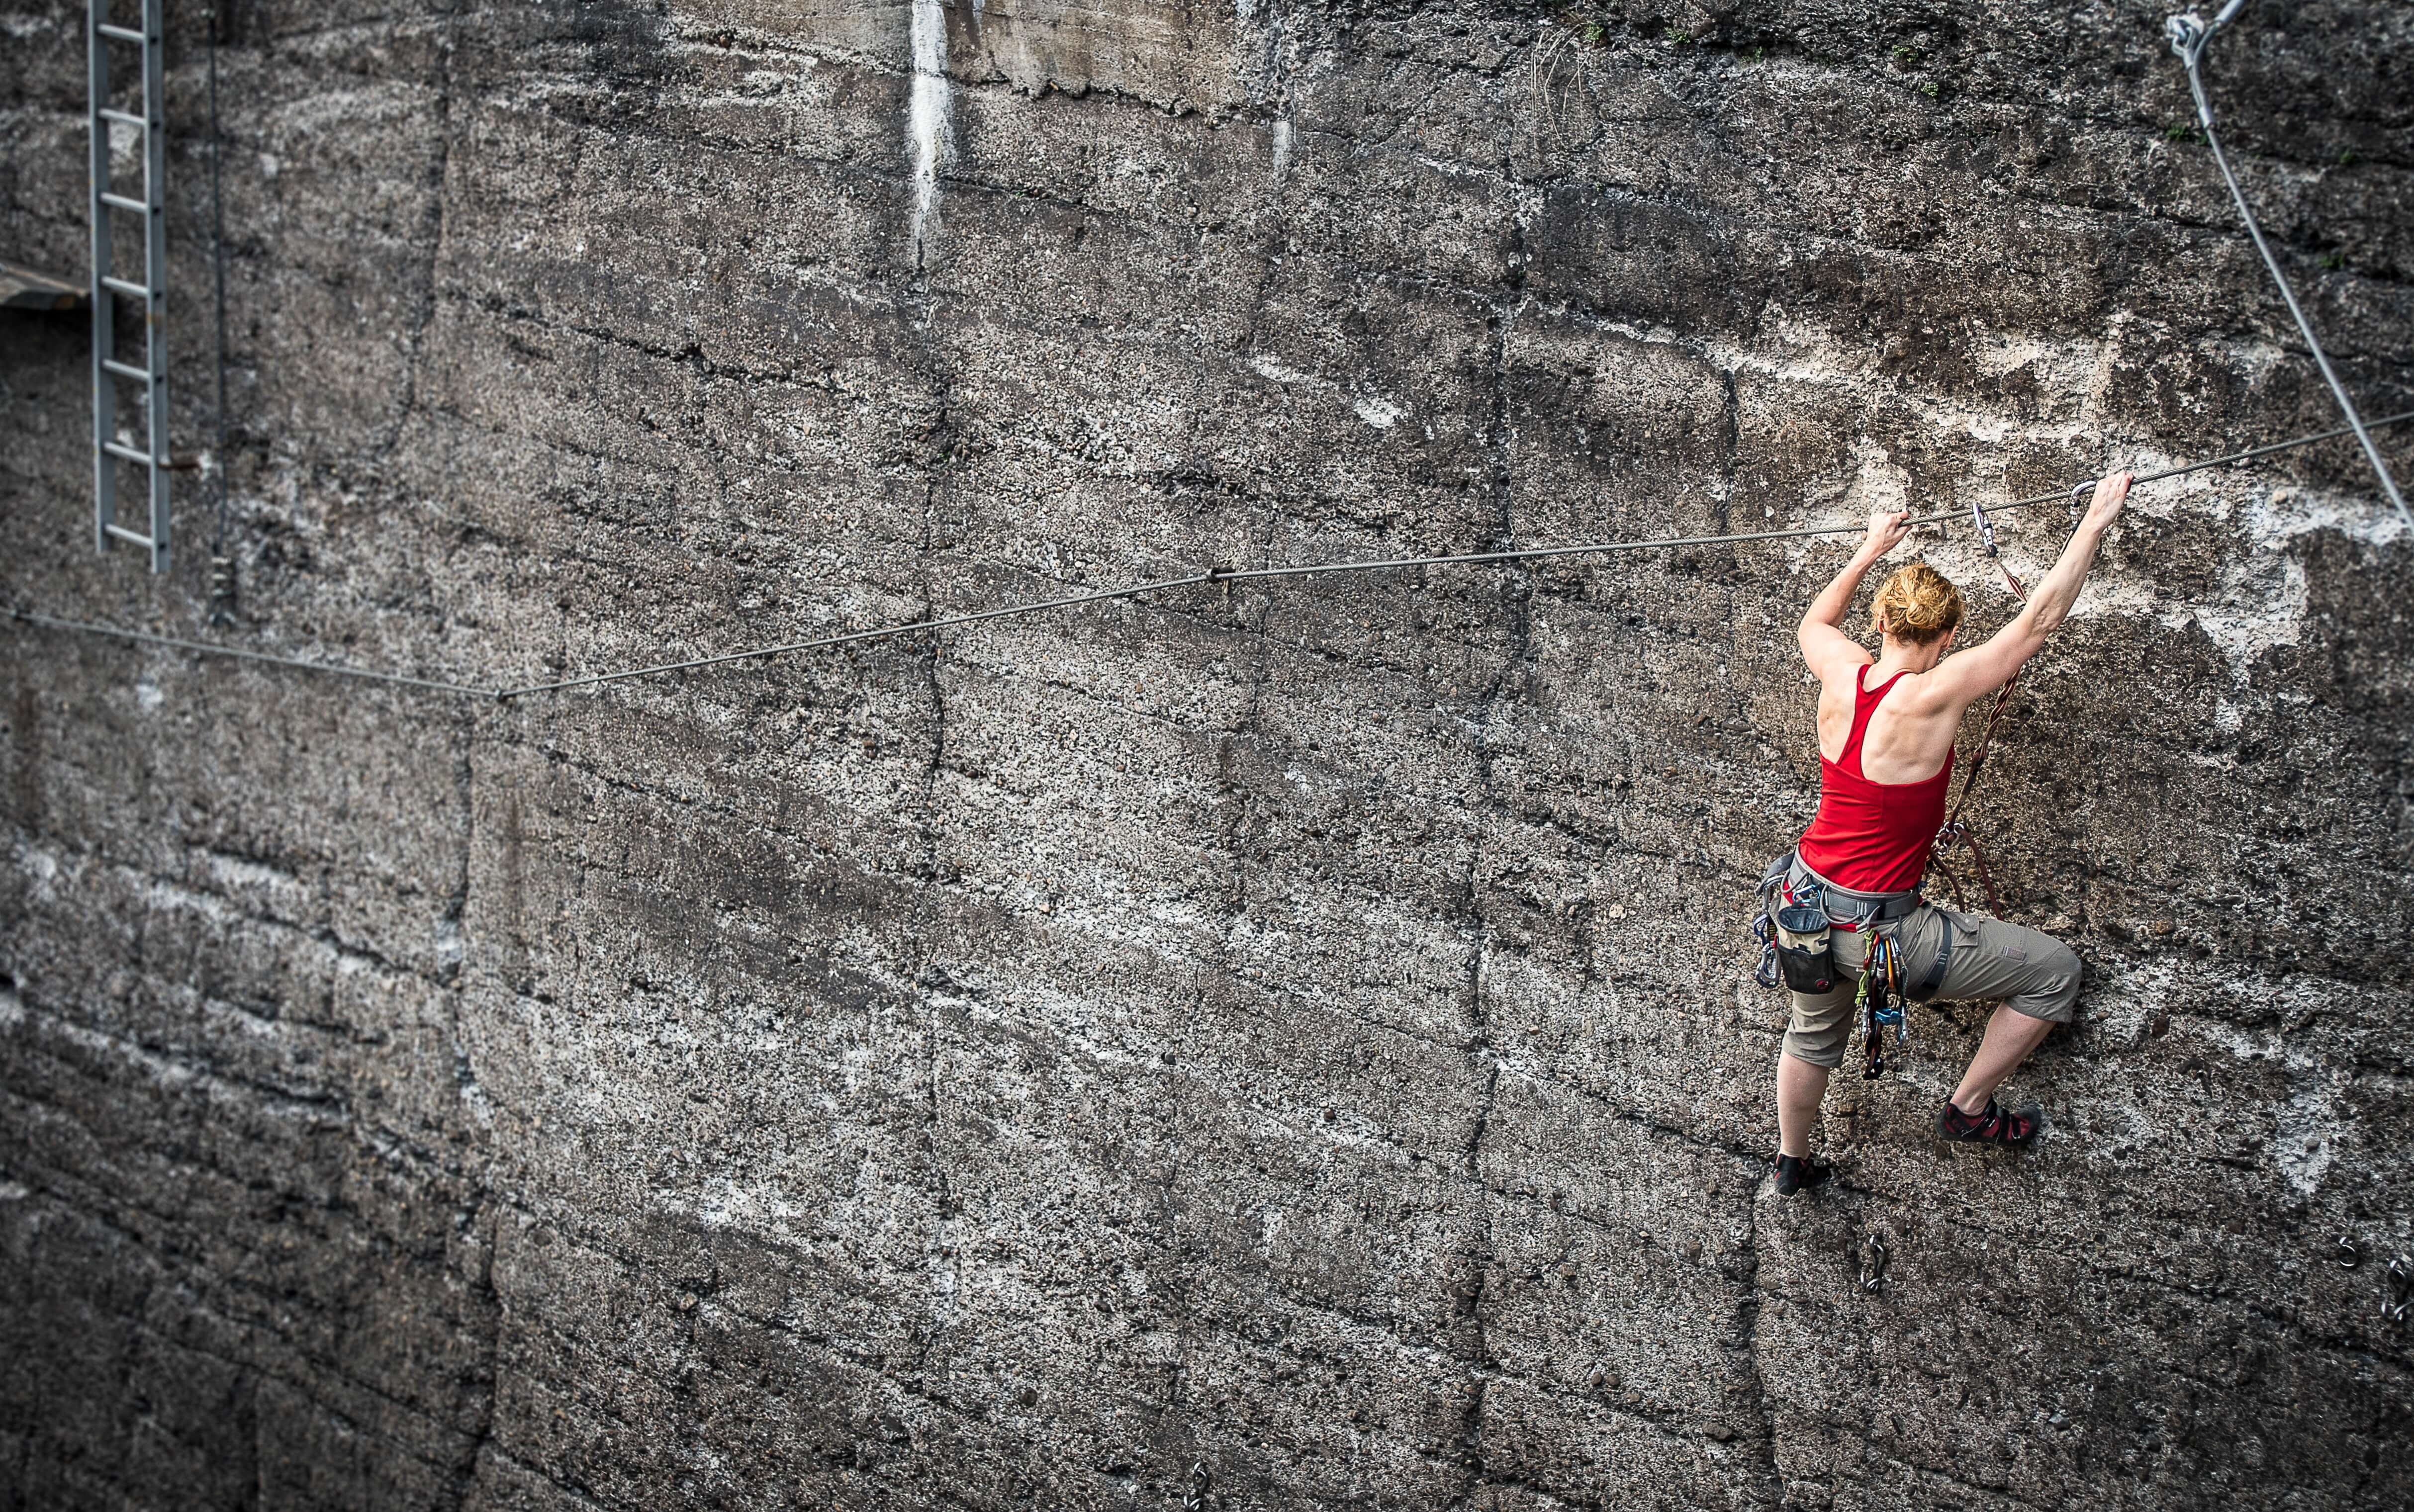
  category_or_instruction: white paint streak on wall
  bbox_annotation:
[1248,353,1324,388]
[908,0,952,268]
[2272,1083,2342,1197]
[1352,393,1403,429]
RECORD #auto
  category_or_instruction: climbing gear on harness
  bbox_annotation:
[1752,851,1932,996]
[1775,1152,1832,1197]
[1750,911,1782,990]
[1751,849,1797,988]
[1857,932,1907,1080]
[1773,903,1838,994]
[1936,1096,2039,1149]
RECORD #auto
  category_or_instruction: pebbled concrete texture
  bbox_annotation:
[1,0,2411,1507]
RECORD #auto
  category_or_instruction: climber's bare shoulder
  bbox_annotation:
[1852,667,1966,781]
[1916,630,2040,713]
[1808,645,1875,761]
[1876,661,1984,720]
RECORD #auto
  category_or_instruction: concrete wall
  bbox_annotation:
[3,2,2411,1507]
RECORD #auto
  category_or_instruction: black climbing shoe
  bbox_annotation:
[1936,1097,2041,1149]
[1774,1154,1832,1196]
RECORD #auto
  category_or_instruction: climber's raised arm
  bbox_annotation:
[1924,472,2132,705]
[1797,508,1910,681]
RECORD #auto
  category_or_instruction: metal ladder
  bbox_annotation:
[88,0,170,573]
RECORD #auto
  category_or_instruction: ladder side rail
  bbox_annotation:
[88,0,114,554]
[141,0,168,571]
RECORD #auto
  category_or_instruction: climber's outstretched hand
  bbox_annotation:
[2082,471,2133,532]
[1857,507,1912,563]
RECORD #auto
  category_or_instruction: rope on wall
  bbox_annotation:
[2168,2,2412,530]
[9,413,2410,705]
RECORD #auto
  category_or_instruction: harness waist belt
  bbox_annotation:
[1828,890,1921,928]
[1788,853,1920,930]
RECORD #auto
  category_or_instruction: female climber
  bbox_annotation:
[1770,472,2133,1195]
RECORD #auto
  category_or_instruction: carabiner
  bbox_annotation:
[1969,497,2000,558]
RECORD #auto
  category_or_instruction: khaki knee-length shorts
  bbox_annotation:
[1784,900,2082,1069]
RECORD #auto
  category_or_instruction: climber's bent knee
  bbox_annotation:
[1935,912,2082,1024]
[2002,935,2083,1023]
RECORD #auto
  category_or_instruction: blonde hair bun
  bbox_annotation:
[1871,563,1964,646]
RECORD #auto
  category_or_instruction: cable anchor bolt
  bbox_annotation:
[2385,1256,2414,1326]
[1184,1461,1212,1511]
[2166,3,2244,82]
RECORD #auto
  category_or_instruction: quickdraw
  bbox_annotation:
[1857,931,1908,1080]
[1967,496,2029,600]
[1751,911,1781,989]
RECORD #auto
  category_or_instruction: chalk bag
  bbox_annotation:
[1773,904,1838,994]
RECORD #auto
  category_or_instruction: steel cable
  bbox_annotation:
[489,408,2408,698]
[8,411,2410,703]
[2168,2,2412,530]
[6,609,496,698]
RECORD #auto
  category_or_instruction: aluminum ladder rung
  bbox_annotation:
[94,23,147,43]
[99,274,153,300]
[102,524,156,548]
[101,440,161,467]
[98,191,154,215]
[100,358,152,383]
[97,106,147,128]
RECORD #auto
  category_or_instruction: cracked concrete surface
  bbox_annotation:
[3,1,2413,1508]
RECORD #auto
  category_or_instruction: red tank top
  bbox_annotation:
[1797,665,1952,895]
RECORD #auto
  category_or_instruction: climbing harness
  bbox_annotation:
[2168,4,2411,531]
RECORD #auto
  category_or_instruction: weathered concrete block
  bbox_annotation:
[5,1,2413,1508]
